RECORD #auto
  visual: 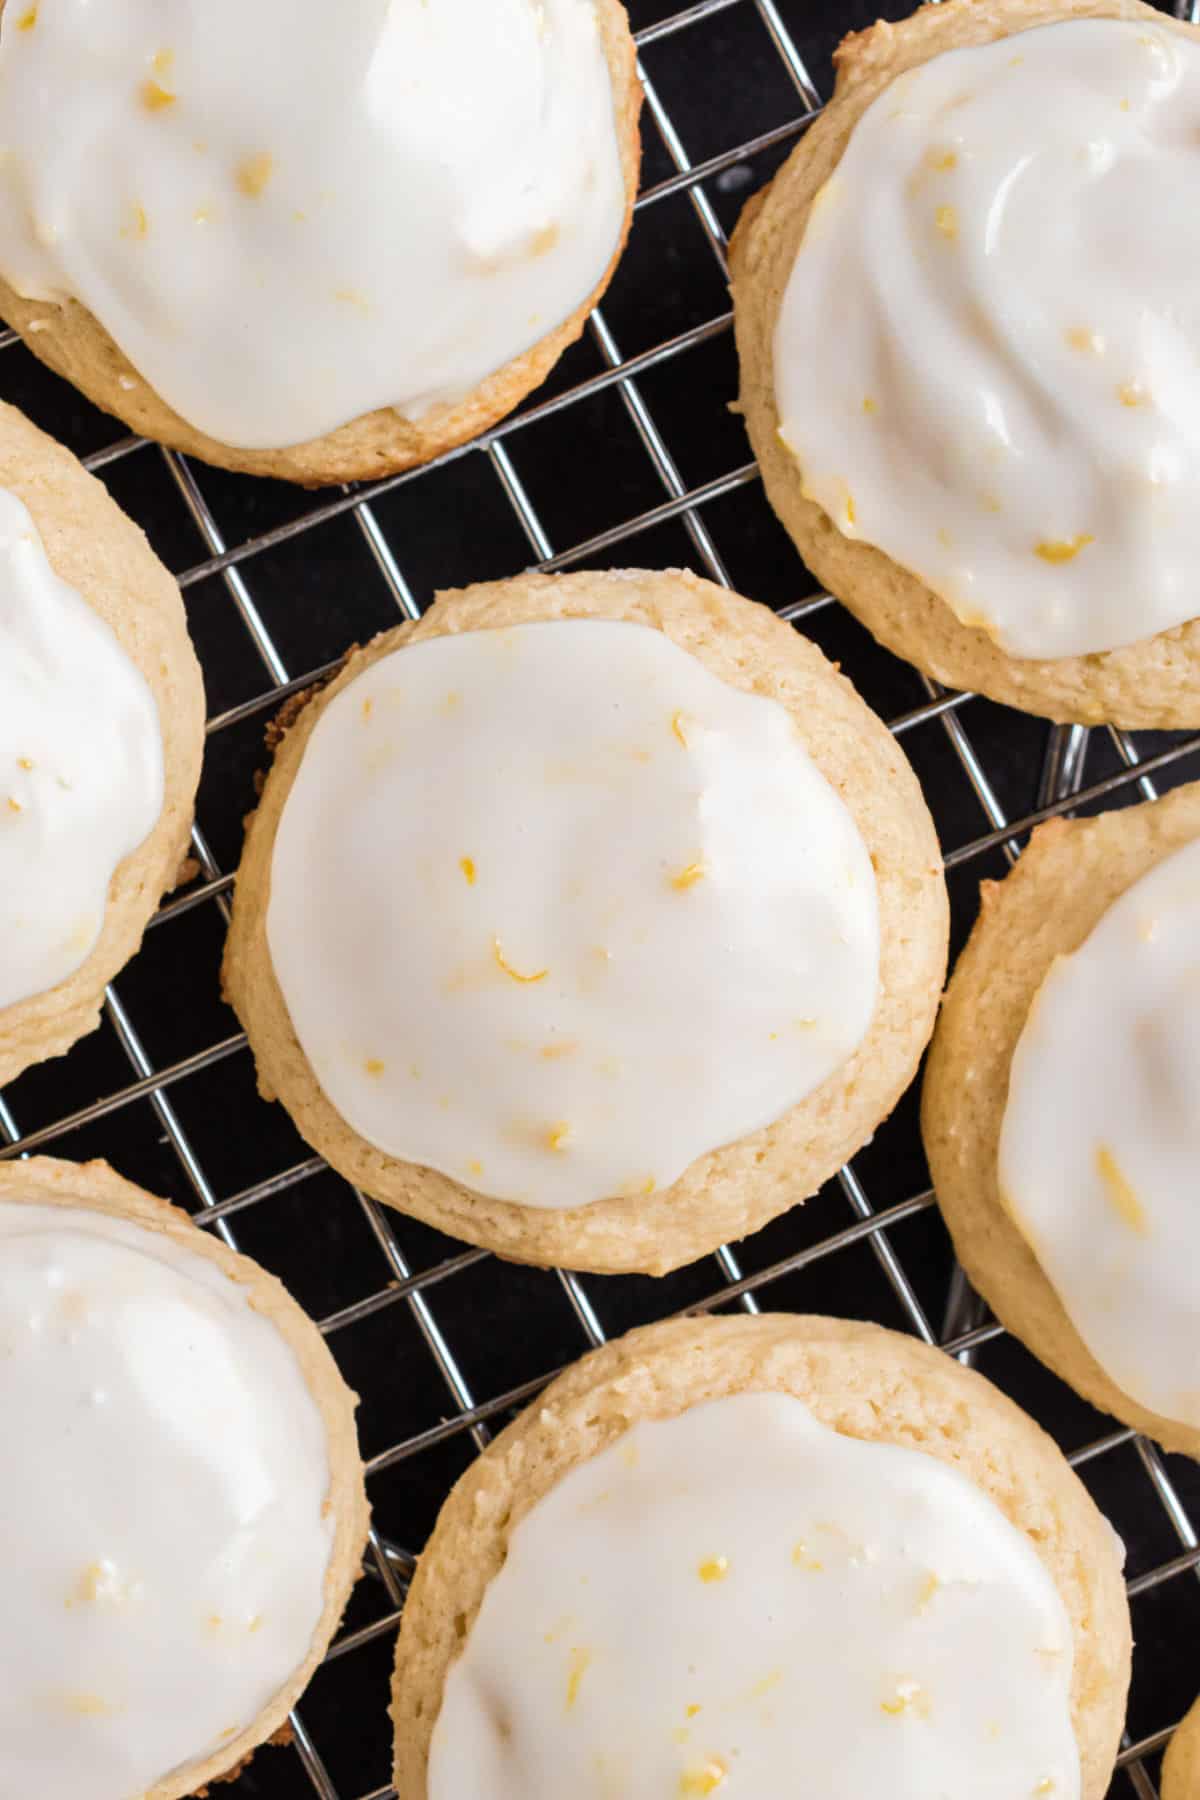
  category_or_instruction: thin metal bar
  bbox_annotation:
[638,67,730,273]
[943,735,1200,868]
[0,1033,247,1160]
[1037,724,1089,809]
[837,1163,936,1344]
[168,324,743,596]
[921,674,1021,864]
[633,0,743,49]
[163,448,290,684]
[751,0,822,109]
[588,304,734,587]
[1108,724,1160,805]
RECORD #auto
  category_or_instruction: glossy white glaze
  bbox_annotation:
[266,619,880,1209]
[1000,833,1200,1427]
[0,485,162,1011]
[0,0,627,448]
[429,1392,1080,1798]
[0,1200,335,1800]
[775,19,1200,658]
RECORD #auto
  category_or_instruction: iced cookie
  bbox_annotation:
[731,0,1200,725]
[0,1154,369,1800]
[391,1313,1130,1798]
[1165,1693,1200,1799]
[0,0,640,483]
[0,400,204,1087]
[222,568,947,1274]
[923,778,1200,1455]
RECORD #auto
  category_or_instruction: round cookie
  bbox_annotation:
[1165,1695,1200,1799]
[0,0,640,485]
[0,1154,369,1800]
[0,399,204,1087]
[222,568,948,1276]
[730,0,1200,728]
[390,1312,1131,1798]
[922,777,1200,1456]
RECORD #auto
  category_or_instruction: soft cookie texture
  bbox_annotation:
[0,1154,369,1800]
[922,778,1200,1456]
[730,0,1200,727]
[0,400,204,1088]
[0,0,640,486]
[1165,1694,1200,1799]
[390,1313,1130,1798]
[222,568,948,1276]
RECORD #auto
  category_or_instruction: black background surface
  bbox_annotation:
[3,2,1198,1794]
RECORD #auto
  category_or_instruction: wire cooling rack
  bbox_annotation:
[4,0,1200,1793]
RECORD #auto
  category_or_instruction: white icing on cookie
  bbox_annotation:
[0,486,162,1011]
[774,19,1200,659]
[0,1200,335,1800]
[999,832,1200,1428]
[0,0,627,449]
[266,620,880,1210]
[429,1392,1079,1799]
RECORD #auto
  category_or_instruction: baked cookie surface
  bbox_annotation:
[223,568,947,1275]
[391,1313,1130,1798]
[731,0,1200,726]
[0,1154,369,1800]
[1165,1694,1200,1799]
[0,399,204,1087]
[922,778,1200,1456]
[0,0,640,484]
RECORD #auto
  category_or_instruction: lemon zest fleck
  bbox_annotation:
[140,79,176,111]
[881,1679,930,1719]
[16,4,37,29]
[1095,1145,1149,1235]
[235,153,274,199]
[565,1646,591,1712]
[671,710,689,748]
[460,856,476,885]
[935,204,958,240]
[364,1058,385,1077]
[545,1122,571,1153]
[698,1556,729,1584]
[1034,534,1093,564]
[671,862,705,892]
[916,1572,940,1613]
[492,936,547,983]
[680,1762,727,1796]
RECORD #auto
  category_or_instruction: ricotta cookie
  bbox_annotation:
[1165,1693,1200,1799]
[391,1313,1130,1798]
[0,1155,369,1800]
[731,0,1200,726]
[0,0,640,484]
[923,779,1200,1456]
[222,568,947,1274]
[0,400,204,1087]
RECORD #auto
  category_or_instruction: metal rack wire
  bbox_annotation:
[3,1,1200,1793]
